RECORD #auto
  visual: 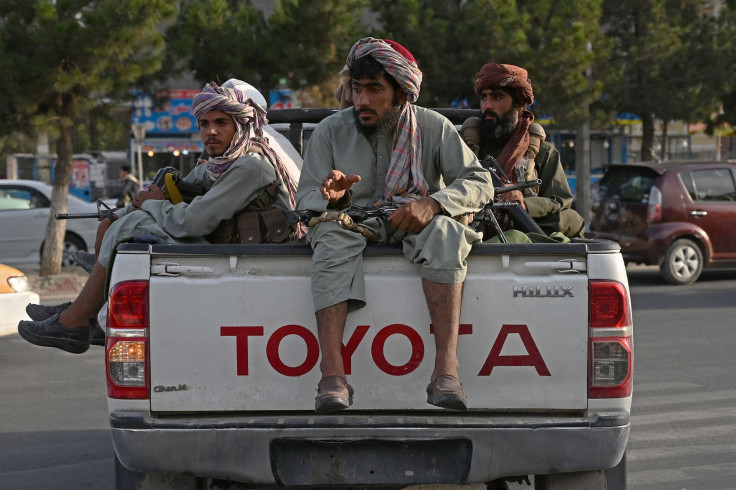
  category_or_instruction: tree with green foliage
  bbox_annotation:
[370,0,608,124]
[166,0,367,102]
[705,0,736,141]
[0,0,178,275]
[368,0,487,107]
[600,0,736,161]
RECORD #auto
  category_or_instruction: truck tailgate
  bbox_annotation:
[147,246,589,412]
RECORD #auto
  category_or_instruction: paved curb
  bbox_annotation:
[26,271,87,297]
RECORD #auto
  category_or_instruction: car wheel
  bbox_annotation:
[660,238,703,285]
[62,234,86,268]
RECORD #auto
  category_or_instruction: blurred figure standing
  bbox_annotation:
[116,165,140,208]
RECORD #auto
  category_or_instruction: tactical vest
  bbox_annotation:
[206,181,293,244]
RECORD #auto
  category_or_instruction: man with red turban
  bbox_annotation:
[297,37,493,414]
[462,63,585,238]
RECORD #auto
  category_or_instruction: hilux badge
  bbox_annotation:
[513,285,574,297]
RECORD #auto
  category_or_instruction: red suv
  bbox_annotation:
[588,161,736,285]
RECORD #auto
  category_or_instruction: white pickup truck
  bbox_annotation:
[104,237,632,490]
[104,108,632,490]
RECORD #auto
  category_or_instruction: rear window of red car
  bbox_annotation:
[597,167,659,203]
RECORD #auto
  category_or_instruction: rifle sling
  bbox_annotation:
[308,211,379,242]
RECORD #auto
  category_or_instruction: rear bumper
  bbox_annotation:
[110,411,629,485]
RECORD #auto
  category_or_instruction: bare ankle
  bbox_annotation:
[57,311,88,329]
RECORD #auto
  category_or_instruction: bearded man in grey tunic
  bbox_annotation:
[19,82,299,354]
[297,38,493,414]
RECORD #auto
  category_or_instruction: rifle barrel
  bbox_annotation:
[55,213,104,220]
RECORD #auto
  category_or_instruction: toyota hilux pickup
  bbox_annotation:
[104,236,632,490]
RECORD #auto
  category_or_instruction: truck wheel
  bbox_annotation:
[660,238,703,285]
[534,470,606,490]
[115,453,205,490]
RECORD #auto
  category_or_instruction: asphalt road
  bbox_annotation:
[1,265,735,489]
[624,266,736,490]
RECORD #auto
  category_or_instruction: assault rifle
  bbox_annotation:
[473,154,546,243]
[55,199,120,221]
[149,166,206,205]
[285,204,400,227]
[471,180,543,243]
[55,167,205,221]
[285,178,543,244]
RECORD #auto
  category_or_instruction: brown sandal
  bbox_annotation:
[426,374,468,410]
[315,375,354,414]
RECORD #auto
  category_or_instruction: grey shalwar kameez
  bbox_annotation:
[98,153,291,268]
[297,106,494,312]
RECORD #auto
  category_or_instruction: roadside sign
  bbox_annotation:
[132,90,199,134]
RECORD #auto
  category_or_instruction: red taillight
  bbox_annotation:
[108,280,148,329]
[590,281,631,328]
[647,185,662,223]
[589,280,633,399]
[107,280,149,399]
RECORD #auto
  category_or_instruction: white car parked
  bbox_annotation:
[0,179,114,266]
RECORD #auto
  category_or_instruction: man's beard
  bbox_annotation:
[481,108,519,145]
[355,104,402,138]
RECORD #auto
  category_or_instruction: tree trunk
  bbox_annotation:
[640,112,657,162]
[36,131,52,184]
[39,123,73,276]
[660,121,669,162]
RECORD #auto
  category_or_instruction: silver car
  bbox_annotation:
[0,179,114,266]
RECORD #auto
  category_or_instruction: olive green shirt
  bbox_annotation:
[479,140,573,219]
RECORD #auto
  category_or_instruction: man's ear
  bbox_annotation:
[398,91,408,105]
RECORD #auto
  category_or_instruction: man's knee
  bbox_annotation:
[307,221,369,254]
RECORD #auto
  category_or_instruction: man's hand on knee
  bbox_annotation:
[387,197,442,234]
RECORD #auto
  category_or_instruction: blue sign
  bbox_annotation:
[132,89,199,134]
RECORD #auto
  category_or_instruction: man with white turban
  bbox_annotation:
[221,78,302,181]
[79,79,302,266]
[19,82,298,354]
[297,37,493,413]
